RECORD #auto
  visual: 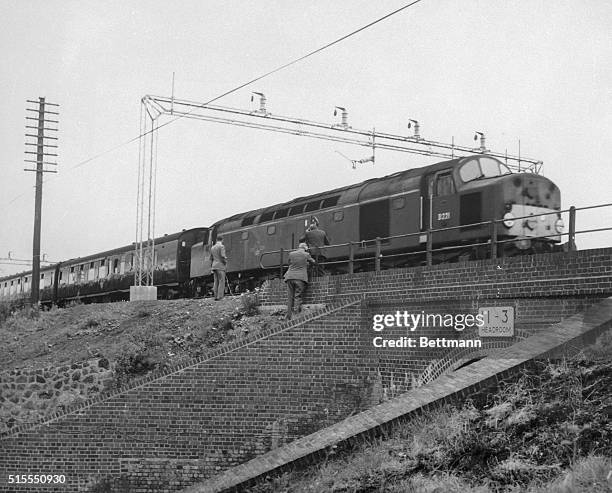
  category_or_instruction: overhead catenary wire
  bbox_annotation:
[75,0,425,166]
[2,0,424,208]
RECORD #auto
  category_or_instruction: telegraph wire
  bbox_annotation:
[3,0,424,207]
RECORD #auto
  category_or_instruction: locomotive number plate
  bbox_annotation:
[478,307,514,337]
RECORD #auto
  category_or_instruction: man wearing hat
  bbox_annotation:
[283,243,315,319]
[300,217,330,276]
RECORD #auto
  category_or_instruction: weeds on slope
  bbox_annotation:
[251,331,612,493]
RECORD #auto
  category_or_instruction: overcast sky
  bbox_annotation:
[1,0,611,277]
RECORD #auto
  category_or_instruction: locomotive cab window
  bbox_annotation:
[436,173,455,196]
[460,157,511,182]
[459,160,481,182]
[481,157,511,177]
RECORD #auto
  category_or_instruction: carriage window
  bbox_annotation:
[241,231,249,240]
[333,211,344,222]
[267,225,276,235]
[436,173,455,196]
[392,197,406,209]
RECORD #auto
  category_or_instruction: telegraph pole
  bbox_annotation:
[24,97,59,306]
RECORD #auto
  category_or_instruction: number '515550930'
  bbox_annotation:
[8,474,66,484]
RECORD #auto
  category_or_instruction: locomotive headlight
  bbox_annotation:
[525,215,537,230]
[502,212,515,228]
[555,218,565,233]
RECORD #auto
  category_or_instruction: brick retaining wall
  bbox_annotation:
[1,301,379,492]
[260,248,612,306]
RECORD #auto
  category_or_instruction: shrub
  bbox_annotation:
[240,291,260,316]
[113,330,165,388]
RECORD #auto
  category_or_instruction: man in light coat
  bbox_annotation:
[209,236,227,301]
[283,243,315,319]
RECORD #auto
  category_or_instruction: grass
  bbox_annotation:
[0,296,280,374]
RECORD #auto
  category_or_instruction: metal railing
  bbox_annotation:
[259,202,612,275]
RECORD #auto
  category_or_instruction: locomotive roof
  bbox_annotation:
[212,156,466,227]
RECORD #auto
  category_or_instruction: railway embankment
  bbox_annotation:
[0,247,611,492]
[0,295,285,435]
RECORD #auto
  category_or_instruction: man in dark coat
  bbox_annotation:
[283,243,315,319]
[301,219,330,275]
[209,236,227,301]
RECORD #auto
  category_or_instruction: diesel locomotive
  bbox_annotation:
[0,155,563,305]
[189,154,563,292]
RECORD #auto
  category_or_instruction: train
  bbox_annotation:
[0,154,563,306]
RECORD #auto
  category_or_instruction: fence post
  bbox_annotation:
[568,206,576,251]
[375,237,381,272]
[426,230,432,266]
[490,220,498,261]
[279,248,284,279]
[348,241,354,274]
